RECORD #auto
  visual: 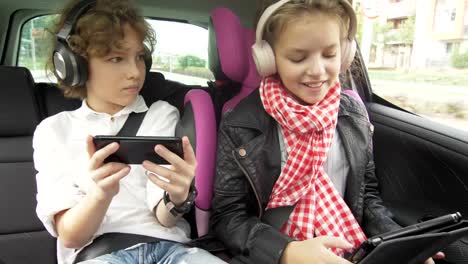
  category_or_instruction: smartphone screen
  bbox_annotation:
[93,136,183,164]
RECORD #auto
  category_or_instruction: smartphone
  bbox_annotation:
[93,136,183,165]
[347,212,462,263]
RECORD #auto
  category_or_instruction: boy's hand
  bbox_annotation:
[86,135,130,201]
[143,136,197,205]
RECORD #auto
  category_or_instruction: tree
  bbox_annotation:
[177,55,206,69]
[373,16,415,46]
[19,15,56,69]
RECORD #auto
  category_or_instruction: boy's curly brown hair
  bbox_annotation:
[47,0,156,99]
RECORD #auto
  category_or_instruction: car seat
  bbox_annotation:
[208,7,261,115]
[35,71,217,238]
[0,66,57,263]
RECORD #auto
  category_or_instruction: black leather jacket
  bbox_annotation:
[211,90,401,264]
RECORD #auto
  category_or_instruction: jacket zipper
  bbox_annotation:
[232,150,264,219]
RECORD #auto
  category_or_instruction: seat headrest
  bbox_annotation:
[36,83,81,117]
[208,8,260,87]
[0,66,41,136]
[36,72,194,119]
[141,72,193,114]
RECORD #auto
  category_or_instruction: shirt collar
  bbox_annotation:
[76,95,148,118]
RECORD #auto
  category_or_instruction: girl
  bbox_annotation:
[211,0,443,263]
[33,0,226,263]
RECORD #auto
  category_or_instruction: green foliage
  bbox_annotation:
[373,16,415,45]
[452,51,468,69]
[172,67,213,79]
[177,55,206,69]
[19,15,56,70]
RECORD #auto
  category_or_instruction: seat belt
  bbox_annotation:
[74,111,156,263]
[115,111,147,136]
[262,204,296,231]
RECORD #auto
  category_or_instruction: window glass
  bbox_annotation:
[18,16,213,86]
[147,19,213,86]
[355,0,468,132]
[18,15,56,83]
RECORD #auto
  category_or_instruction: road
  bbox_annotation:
[371,79,468,131]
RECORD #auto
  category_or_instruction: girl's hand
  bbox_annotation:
[281,236,354,264]
[143,136,197,205]
[424,252,445,264]
[86,135,131,201]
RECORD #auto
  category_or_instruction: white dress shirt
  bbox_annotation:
[33,95,190,264]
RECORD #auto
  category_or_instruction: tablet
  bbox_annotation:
[347,212,463,263]
[93,136,183,165]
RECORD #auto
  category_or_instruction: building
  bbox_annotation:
[357,0,468,69]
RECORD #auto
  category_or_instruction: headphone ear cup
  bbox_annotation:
[144,45,152,72]
[252,40,277,77]
[340,39,356,72]
[53,41,88,87]
[144,45,153,72]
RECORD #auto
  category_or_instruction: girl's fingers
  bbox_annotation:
[317,236,353,250]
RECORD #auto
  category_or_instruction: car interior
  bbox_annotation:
[1,0,467,263]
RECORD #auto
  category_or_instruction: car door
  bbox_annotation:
[349,46,468,264]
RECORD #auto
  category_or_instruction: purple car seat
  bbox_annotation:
[175,89,217,237]
[209,8,261,115]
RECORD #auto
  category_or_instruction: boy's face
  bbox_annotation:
[273,13,341,105]
[86,24,147,114]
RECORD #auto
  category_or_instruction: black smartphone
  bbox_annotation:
[93,136,184,165]
[347,212,462,263]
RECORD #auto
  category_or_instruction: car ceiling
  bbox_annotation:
[0,0,257,64]
[1,0,258,28]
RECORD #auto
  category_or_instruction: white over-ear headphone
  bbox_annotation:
[252,0,357,77]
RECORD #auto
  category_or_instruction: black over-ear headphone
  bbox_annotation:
[53,0,153,87]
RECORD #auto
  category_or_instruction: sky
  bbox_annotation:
[147,20,209,61]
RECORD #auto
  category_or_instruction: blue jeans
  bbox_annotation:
[77,241,227,264]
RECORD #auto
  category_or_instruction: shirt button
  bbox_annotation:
[238,148,247,157]
[110,117,115,122]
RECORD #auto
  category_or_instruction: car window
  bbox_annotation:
[18,16,213,86]
[354,0,468,132]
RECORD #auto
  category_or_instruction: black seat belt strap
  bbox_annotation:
[116,111,147,136]
[262,204,296,231]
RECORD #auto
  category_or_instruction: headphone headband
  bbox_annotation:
[255,0,290,44]
[255,0,357,44]
[53,0,152,87]
[56,0,96,41]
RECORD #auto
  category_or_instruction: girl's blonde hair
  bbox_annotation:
[256,0,351,48]
[47,0,156,98]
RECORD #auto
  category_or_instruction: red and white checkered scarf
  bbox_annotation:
[260,76,366,255]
